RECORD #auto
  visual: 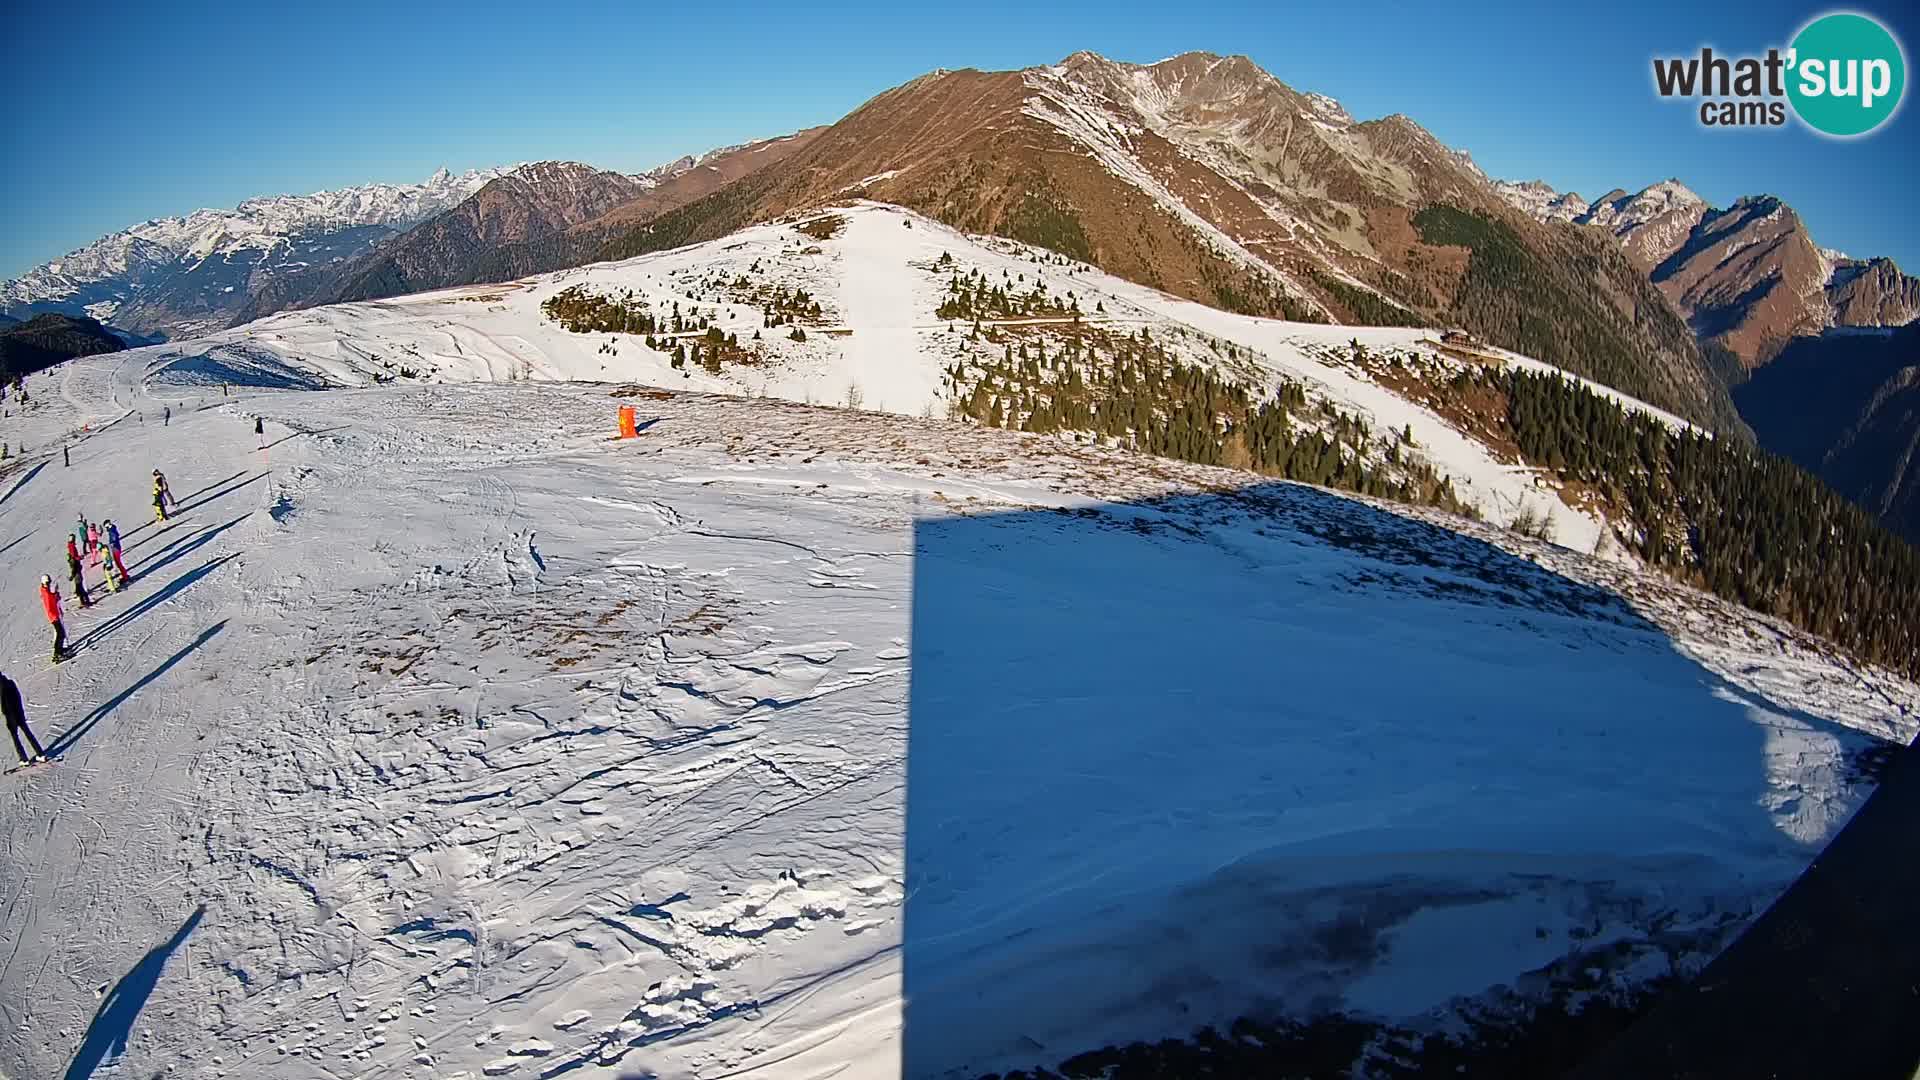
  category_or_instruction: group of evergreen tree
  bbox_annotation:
[937,267,1078,322]
[1499,367,1920,677]
[660,324,755,374]
[944,327,1465,515]
[1310,270,1425,328]
[544,285,772,376]
[541,286,661,336]
[758,285,822,327]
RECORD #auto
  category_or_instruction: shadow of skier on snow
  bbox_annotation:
[260,425,346,451]
[73,553,238,655]
[170,471,267,516]
[170,470,245,506]
[49,621,226,759]
[63,905,205,1080]
[0,460,47,507]
[126,516,245,579]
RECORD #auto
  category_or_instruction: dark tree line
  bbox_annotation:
[1311,270,1425,328]
[947,328,1465,513]
[1504,368,1920,677]
[541,286,662,335]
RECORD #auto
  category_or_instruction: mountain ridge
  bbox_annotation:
[8,51,1764,436]
[0,167,507,336]
[311,132,825,312]
[1495,177,1919,365]
[595,50,1737,431]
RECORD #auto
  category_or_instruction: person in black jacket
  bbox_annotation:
[2,671,45,764]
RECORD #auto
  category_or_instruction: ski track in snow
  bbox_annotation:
[0,234,1916,1080]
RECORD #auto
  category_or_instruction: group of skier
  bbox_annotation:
[7,386,237,771]
[34,468,176,669]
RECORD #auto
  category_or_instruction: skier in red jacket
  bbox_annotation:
[39,575,68,663]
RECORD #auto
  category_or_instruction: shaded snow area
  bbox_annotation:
[2,334,1916,1080]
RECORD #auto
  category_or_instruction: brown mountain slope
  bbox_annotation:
[1651,196,1832,363]
[604,52,1736,431]
[230,135,822,322]
[583,128,826,232]
[1829,257,1920,329]
[330,162,654,304]
[1497,180,1919,368]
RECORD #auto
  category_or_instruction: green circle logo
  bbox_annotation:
[1787,12,1906,136]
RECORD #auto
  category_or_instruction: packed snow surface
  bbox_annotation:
[0,326,1913,1080]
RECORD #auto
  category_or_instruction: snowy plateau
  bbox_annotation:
[1,202,1916,1080]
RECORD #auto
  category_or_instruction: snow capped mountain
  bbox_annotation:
[1576,179,1711,269]
[1302,90,1352,126]
[1495,176,1709,267]
[1490,179,1590,223]
[1,167,506,337]
[633,154,698,185]
[1580,178,1707,233]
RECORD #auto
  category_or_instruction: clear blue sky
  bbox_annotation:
[4,0,1915,278]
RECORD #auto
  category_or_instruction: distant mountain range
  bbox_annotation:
[318,132,822,311]
[1493,178,1919,366]
[3,53,1733,433]
[0,146,813,341]
[1,168,503,338]
[9,49,1920,545]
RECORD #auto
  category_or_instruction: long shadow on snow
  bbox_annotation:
[63,905,205,1080]
[170,471,266,516]
[261,425,347,452]
[0,460,47,508]
[903,480,1886,1079]
[172,470,246,506]
[127,515,245,580]
[73,554,238,655]
[49,621,226,759]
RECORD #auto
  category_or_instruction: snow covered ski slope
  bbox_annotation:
[136,202,1694,555]
[0,343,1914,1080]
